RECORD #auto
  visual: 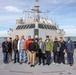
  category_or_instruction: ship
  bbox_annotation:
[8,0,65,41]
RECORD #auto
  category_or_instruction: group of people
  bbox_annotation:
[2,35,74,67]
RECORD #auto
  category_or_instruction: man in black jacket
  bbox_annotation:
[8,37,12,62]
[38,38,45,66]
[28,39,36,67]
[13,35,19,63]
[2,37,8,64]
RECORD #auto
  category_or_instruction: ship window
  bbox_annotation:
[16,25,19,30]
[19,26,21,29]
[16,24,35,30]
[43,25,47,29]
[47,25,50,29]
[38,24,44,29]
[38,24,57,30]
[54,26,57,30]
[51,26,54,30]
[22,25,25,29]
[49,26,52,29]
[21,25,24,29]
[29,24,35,28]
[24,25,26,29]
[26,25,29,29]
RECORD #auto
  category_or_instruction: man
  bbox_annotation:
[59,37,66,64]
[28,39,36,67]
[66,37,74,66]
[2,37,8,64]
[13,35,19,63]
[8,37,12,62]
[18,35,26,64]
[45,35,53,65]
[38,38,45,66]
[24,35,32,64]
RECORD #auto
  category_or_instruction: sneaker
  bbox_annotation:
[13,61,16,63]
[39,63,41,65]
[53,62,55,64]
[30,65,32,67]
[20,62,22,64]
[28,62,30,64]
[56,63,58,66]
[70,64,73,66]
[32,65,35,67]
[43,63,45,66]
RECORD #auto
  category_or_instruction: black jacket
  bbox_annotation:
[13,39,18,50]
[28,42,36,52]
[53,41,60,52]
[2,41,8,52]
[8,42,12,52]
[60,41,66,52]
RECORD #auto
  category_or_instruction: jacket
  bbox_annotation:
[13,39,19,50]
[18,39,25,50]
[66,40,74,53]
[38,41,45,52]
[60,41,66,52]
[8,42,12,52]
[45,40,53,51]
[2,41,8,52]
[28,42,36,52]
[24,39,32,50]
[53,41,60,52]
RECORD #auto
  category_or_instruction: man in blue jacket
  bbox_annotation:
[66,37,74,66]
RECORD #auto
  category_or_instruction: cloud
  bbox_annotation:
[4,6,22,13]
[0,31,9,37]
[50,0,73,14]
[64,29,76,36]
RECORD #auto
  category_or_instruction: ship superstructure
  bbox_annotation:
[8,0,65,41]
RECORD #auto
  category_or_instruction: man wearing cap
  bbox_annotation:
[45,35,53,65]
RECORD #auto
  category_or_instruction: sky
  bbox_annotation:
[0,0,76,37]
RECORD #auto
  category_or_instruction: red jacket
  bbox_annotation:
[24,39,32,51]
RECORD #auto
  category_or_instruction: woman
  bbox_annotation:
[59,37,66,64]
[53,37,60,65]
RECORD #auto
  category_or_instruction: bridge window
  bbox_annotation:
[38,24,44,29]
[38,24,57,30]
[16,24,35,30]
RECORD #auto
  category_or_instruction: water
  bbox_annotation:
[64,36,76,41]
[0,37,5,47]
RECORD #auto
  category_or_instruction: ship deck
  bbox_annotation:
[0,48,76,75]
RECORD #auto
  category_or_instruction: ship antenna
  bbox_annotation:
[23,0,50,21]
[33,0,40,21]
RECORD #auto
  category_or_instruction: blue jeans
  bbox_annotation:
[67,53,74,64]
[46,51,51,65]
[3,52,8,64]
[14,50,19,62]
[19,49,26,63]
